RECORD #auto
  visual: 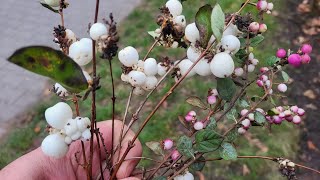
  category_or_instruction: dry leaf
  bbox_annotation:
[303,89,317,99]
[243,164,251,175]
[307,140,320,152]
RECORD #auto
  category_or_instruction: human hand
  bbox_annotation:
[0,120,142,180]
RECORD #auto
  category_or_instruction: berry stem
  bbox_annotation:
[143,34,162,61]
[108,57,116,167]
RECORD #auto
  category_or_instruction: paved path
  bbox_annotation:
[0,0,141,136]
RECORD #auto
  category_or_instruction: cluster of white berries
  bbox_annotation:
[238,108,265,134]
[174,171,194,180]
[41,102,91,158]
[119,46,164,95]
[184,111,204,131]
[266,106,305,125]
[256,0,274,14]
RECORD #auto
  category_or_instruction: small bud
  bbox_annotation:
[163,139,174,150]
[207,95,217,105]
[276,49,287,58]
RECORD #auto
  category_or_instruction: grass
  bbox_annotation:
[0,0,299,179]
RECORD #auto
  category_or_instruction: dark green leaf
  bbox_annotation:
[250,35,264,47]
[270,96,276,106]
[238,99,250,108]
[254,111,266,125]
[8,46,89,93]
[267,108,279,116]
[224,128,238,142]
[266,56,279,66]
[217,78,236,101]
[195,4,213,48]
[146,141,164,156]
[186,96,208,110]
[39,1,59,13]
[281,71,290,83]
[211,3,225,42]
[195,130,223,153]
[190,156,206,171]
[206,117,217,130]
[177,136,194,158]
[219,142,237,160]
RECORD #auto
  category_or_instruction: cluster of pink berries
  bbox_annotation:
[249,22,268,33]
[276,44,313,67]
[238,108,265,134]
[185,111,204,130]
[256,0,274,14]
[162,139,181,161]
[266,106,305,125]
[207,89,219,105]
[256,70,288,94]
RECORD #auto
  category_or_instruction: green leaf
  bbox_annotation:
[254,111,266,125]
[195,130,223,153]
[250,35,264,47]
[217,78,236,101]
[238,99,250,108]
[266,56,279,66]
[39,1,59,13]
[224,128,238,142]
[8,46,88,93]
[190,156,206,172]
[145,141,164,156]
[211,3,225,42]
[177,136,194,158]
[153,176,166,180]
[281,71,290,83]
[206,117,217,130]
[186,96,208,110]
[270,96,276,106]
[195,4,213,48]
[219,142,237,160]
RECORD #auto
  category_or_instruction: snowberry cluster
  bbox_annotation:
[276,44,313,68]
[238,108,265,134]
[173,171,194,180]
[119,46,162,95]
[184,111,204,131]
[249,22,268,33]
[266,106,305,125]
[256,70,288,94]
[41,102,91,158]
[256,0,274,14]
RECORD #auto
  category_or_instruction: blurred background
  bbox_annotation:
[0,0,319,179]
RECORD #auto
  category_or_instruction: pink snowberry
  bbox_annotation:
[241,119,251,129]
[234,67,244,77]
[277,83,288,92]
[163,139,174,150]
[256,80,264,87]
[292,115,301,124]
[276,106,284,112]
[297,108,305,116]
[194,121,204,131]
[286,115,293,122]
[241,109,249,116]
[238,127,247,134]
[259,24,268,33]
[288,54,302,67]
[301,44,312,54]
[260,75,268,82]
[171,150,180,160]
[188,111,196,117]
[276,49,287,58]
[273,116,282,124]
[301,54,311,64]
[249,22,260,32]
[207,95,217,105]
[279,112,286,118]
[290,106,299,113]
[284,110,292,117]
[257,0,268,11]
[260,67,269,73]
[185,115,193,122]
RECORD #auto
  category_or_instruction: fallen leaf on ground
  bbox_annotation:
[307,140,320,152]
[243,164,250,175]
[303,89,317,99]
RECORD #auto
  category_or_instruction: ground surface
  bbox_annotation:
[0,0,141,137]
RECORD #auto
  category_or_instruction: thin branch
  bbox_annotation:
[109,58,116,166]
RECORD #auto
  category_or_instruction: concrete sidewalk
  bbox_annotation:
[0,0,141,136]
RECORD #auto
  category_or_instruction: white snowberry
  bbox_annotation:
[121,73,129,82]
[241,119,251,129]
[144,58,158,76]
[41,133,69,158]
[44,0,60,7]
[178,59,196,78]
[118,46,139,67]
[157,63,167,76]
[210,52,235,78]
[267,3,274,10]
[223,24,240,36]
[133,87,145,96]
[238,127,247,134]
[143,76,158,91]
[45,102,73,129]
[71,131,82,141]
[64,119,78,136]
[194,60,211,76]
[54,83,69,97]
[251,59,259,65]
[128,71,147,86]
[69,39,93,66]
[185,23,200,44]
[194,121,204,130]
[65,29,77,43]
[247,64,255,72]
[174,15,186,27]
[75,117,90,132]
[82,129,91,140]
[187,46,202,62]
[64,136,72,145]
[166,0,183,17]
[234,67,244,77]
[221,35,241,54]
[277,84,287,92]
[89,23,108,40]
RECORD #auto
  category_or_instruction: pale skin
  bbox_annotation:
[0,120,142,180]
